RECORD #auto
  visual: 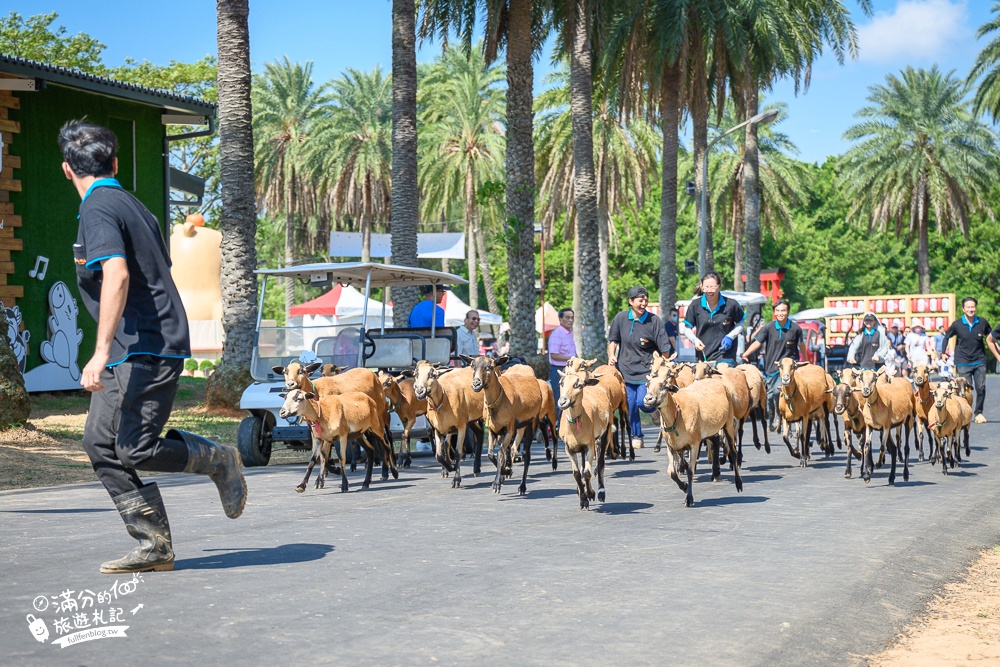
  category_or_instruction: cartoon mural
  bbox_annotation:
[2,302,30,372]
[23,281,84,392]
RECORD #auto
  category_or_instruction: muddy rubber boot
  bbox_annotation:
[172,429,247,519]
[101,483,174,574]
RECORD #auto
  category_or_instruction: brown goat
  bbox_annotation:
[466,355,545,496]
[736,363,771,454]
[411,361,485,486]
[775,359,833,466]
[910,364,934,462]
[830,382,866,479]
[643,367,741,507]
[927,382,970,474]
[279,389,397,493]
[855,369,915,485]
[557,369,612,509]
[565,357,633,461]
[378,371,427,468]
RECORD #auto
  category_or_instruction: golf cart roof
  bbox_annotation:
[790,306,865,321]
[255,262,468,287]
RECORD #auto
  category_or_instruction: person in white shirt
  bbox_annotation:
[456,310,481,361]
[904,325,931,369]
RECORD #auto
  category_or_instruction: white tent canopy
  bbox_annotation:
[790,306,864,321]
[440,291,502,327]
[328,232,466,259]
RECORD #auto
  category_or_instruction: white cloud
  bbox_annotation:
[857,0,970,64]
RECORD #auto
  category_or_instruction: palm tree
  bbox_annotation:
[209,0,258,409]
[391,0,421,325]
[419,44,506,317]
[683,99,809,286]
[839,66,1000,293]
[252,57,329,318]
[535,65,659,330]
[311,67,393,264]
[736,0,869,293]
[969,3,1000,123]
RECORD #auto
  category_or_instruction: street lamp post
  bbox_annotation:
[698,108,780,277]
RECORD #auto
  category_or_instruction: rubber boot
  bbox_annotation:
[172,429,247,519]
[100,482,174,574]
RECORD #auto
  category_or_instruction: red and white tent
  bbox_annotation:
[289,284,392,328]
[440,291,503,327]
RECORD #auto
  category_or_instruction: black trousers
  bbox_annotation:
[82,356,188,498]
[958,364,987,416]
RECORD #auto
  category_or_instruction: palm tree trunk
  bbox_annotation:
[465,166,479,309]
[743,85,762,296]
[659,63,680,312]
[691,41,713,273]
[733,196,745,290]
[209,0,258,409]
[570,0,605,359]
[504,0,537,358]
[472,203,500,323]
[285,166,296,321]
[917,171,931,293]
[390,0,421,324]
[597,134,610,334]
[362,172,372,263]
[573,224,583,353]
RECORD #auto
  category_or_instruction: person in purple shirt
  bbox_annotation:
[548,308,576,422]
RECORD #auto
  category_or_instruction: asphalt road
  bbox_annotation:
[3,377,1000,666]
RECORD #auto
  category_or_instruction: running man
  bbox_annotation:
[942,298,995,424]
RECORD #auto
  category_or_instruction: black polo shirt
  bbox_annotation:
[944,315,992,366]
[75,180,190,366]
[754,320,803,374]
[683,294,746,362]
[608,309,672,384]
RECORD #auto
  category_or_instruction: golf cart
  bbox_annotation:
[237,262,467,466]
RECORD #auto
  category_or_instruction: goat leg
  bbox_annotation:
[782,419,800,459]
[596,435,607,503]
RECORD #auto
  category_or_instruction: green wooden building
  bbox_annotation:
[0,54,215,391]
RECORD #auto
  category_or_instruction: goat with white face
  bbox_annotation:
[557,369,610,509]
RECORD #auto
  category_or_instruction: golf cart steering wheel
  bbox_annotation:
[362,331,377,361]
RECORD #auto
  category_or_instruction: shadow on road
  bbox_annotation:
[592,502,653,515]
[1,507,114,514]
[696,495,769,507]
[740,474,784,484]
[611,468,658,479]
[174,543,334,570]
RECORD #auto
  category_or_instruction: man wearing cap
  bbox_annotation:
[942,297,996,424]
[847,312,892,371]
[608,286,672,450]
[408,285,447,328]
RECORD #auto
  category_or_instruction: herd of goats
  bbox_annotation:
[271,353,977,509]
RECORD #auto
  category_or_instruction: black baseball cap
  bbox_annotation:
[628,285,648,300]
[421,284,451,294]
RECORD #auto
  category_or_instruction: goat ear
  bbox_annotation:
[458,354,474,364]
[584,377,601,386]
[585,358,598,367]
[495,355,509,366]
[399,369,414,379]
[278,392,287,398]
[794,361,808,369]
[305,392,316,400]
[557,368,566,378]
[773,360,780,367]
[652,351,661,361]
[824,388,834,394]
[436,366,454,375]
[272,365,286,375]
[666,384,680,393]
[305,361,323,374]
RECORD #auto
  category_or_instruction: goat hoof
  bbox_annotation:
[597,489,606,502]
[863,477,871,485]
[844,472,852,479]
[764,445,772,454]
[518,485,527,496]
[903,470,909,482]
[887,479,894,486]
[551,460,557,471]
[392,469,399,480]
[545,448,552,461]
[295,485,305,493]
[653,444,661,453]
[381,473,389,482]
[685,496,694,508]
[452,478,461,489]
[362,481,371,490]
[587,489,596,501]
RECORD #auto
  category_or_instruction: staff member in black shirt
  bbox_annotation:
[61,121,246,574]
[681,272,746,362]
[942,297,997,423]
[741,300,807,430]
[608,285,672,450]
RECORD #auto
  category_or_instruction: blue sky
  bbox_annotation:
[11,0,995,164]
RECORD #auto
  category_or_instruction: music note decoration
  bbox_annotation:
[28,256,48,281]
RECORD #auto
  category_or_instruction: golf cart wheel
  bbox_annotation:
[238,414,274,467]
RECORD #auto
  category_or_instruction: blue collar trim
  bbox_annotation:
[628,310,649,323]
[962,315,979,330]
[82,178,122,203]
[700,294,725,318]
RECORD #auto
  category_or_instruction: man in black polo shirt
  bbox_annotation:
[741,300,807,430]
[942,297,996,423]
[608,285,672,450]
[681,272,746,362]
[60,121,246,574]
